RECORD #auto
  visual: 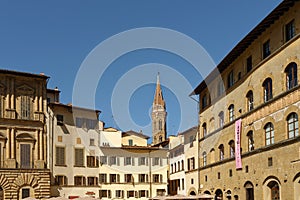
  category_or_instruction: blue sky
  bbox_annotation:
[0,1,282,137]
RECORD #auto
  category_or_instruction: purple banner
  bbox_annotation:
[235,119,242,169]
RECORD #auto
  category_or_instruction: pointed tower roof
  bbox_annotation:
[153,73,165,108]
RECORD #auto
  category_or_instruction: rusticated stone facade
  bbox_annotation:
[0,70,50,199]
[194,1,300,199]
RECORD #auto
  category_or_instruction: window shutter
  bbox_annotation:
[127,191,129,198]
[117,157,120,166]
[117,174,120,183]
[146,157,148,166]
[132,157,135,166]
[75,149,84,166]
[135,191,138,198]
[160,158,163,166]
[146,190,149,198]
[146,174,148,182]
[108,190,111,198]
[152,158,155,166]
[160,174,163,183]
[122,190,124,198]
[124,157,126,165]
[138,191,141,198]
[20,144,30,168]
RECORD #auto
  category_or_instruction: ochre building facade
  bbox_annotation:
[0,70,50,199]
[194,1,300,200]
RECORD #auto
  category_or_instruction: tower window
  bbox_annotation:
[263,40,271,59]
[263,78,273,102]
[285,19,295,42]
[285,62,297,90]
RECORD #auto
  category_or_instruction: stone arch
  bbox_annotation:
[263,176,281,200]
[11,173,40,191]
[244,181,254,200]
[204,190,211,195]
[215,189,223,200]
[188,187,197,196]
[284,105,299,117]
[0,174,10,191]
[293,172,300,200]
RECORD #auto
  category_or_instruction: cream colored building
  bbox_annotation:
[193,0,300,199]
[182,127,199,196]
[47,90,103,198]
[0,69,50,199]
[168,134,185,196]
[99,129,169,199]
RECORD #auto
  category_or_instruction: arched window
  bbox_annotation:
[203,152,207,166]
[177,161,180,171]
[181,160,184,170]
[218,144,224,161]
[246,91,254,111]
[265,123,274,146]
[229,140,235,158]
[228,70,234,88]
[158,120,162,131]
[159,135,163,142]
[202,123,207,137]
[218,80,225,96]
[247,131,254,151]
[285,62,297,90]
[244,181,254,200]
[267,181,280,200]
[218,111,224,128]
[287,113,299,138]
[263,78,273,102]
[174,162,176,172]
[228,104,235,122]
[210,148,215,163]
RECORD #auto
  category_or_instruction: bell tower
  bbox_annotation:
[152,73,167,145]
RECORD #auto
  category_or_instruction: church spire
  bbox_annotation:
[152,73,167,145]
[153,72,165,108]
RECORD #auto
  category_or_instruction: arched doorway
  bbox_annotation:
[244,181,254,200]
[225,190,231,199]
[0,186,3,200]
[293,173,300,200]
[204,190,211,195]
[267,181,280,200]
[215,189,223,200]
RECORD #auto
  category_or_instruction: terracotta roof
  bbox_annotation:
[49,102,101,113]
[193,0,298,95]
[178,126,198,135]
[122,130,150,139]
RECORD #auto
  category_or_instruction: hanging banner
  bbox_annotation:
[235,119,242,169]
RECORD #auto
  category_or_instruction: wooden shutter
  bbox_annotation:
[108,190,111,198]
[132,157,135,166]
[20,144,30,168]
[75,149,84,166]
[160,174,163,183]
[146,174,148,182]
[146,157,148,166]
[117,174,120,183]
[117,157,120,166]
[135,191,138,198]
[160,158,163,166]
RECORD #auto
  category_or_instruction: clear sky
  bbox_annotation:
[0,1,282,138]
